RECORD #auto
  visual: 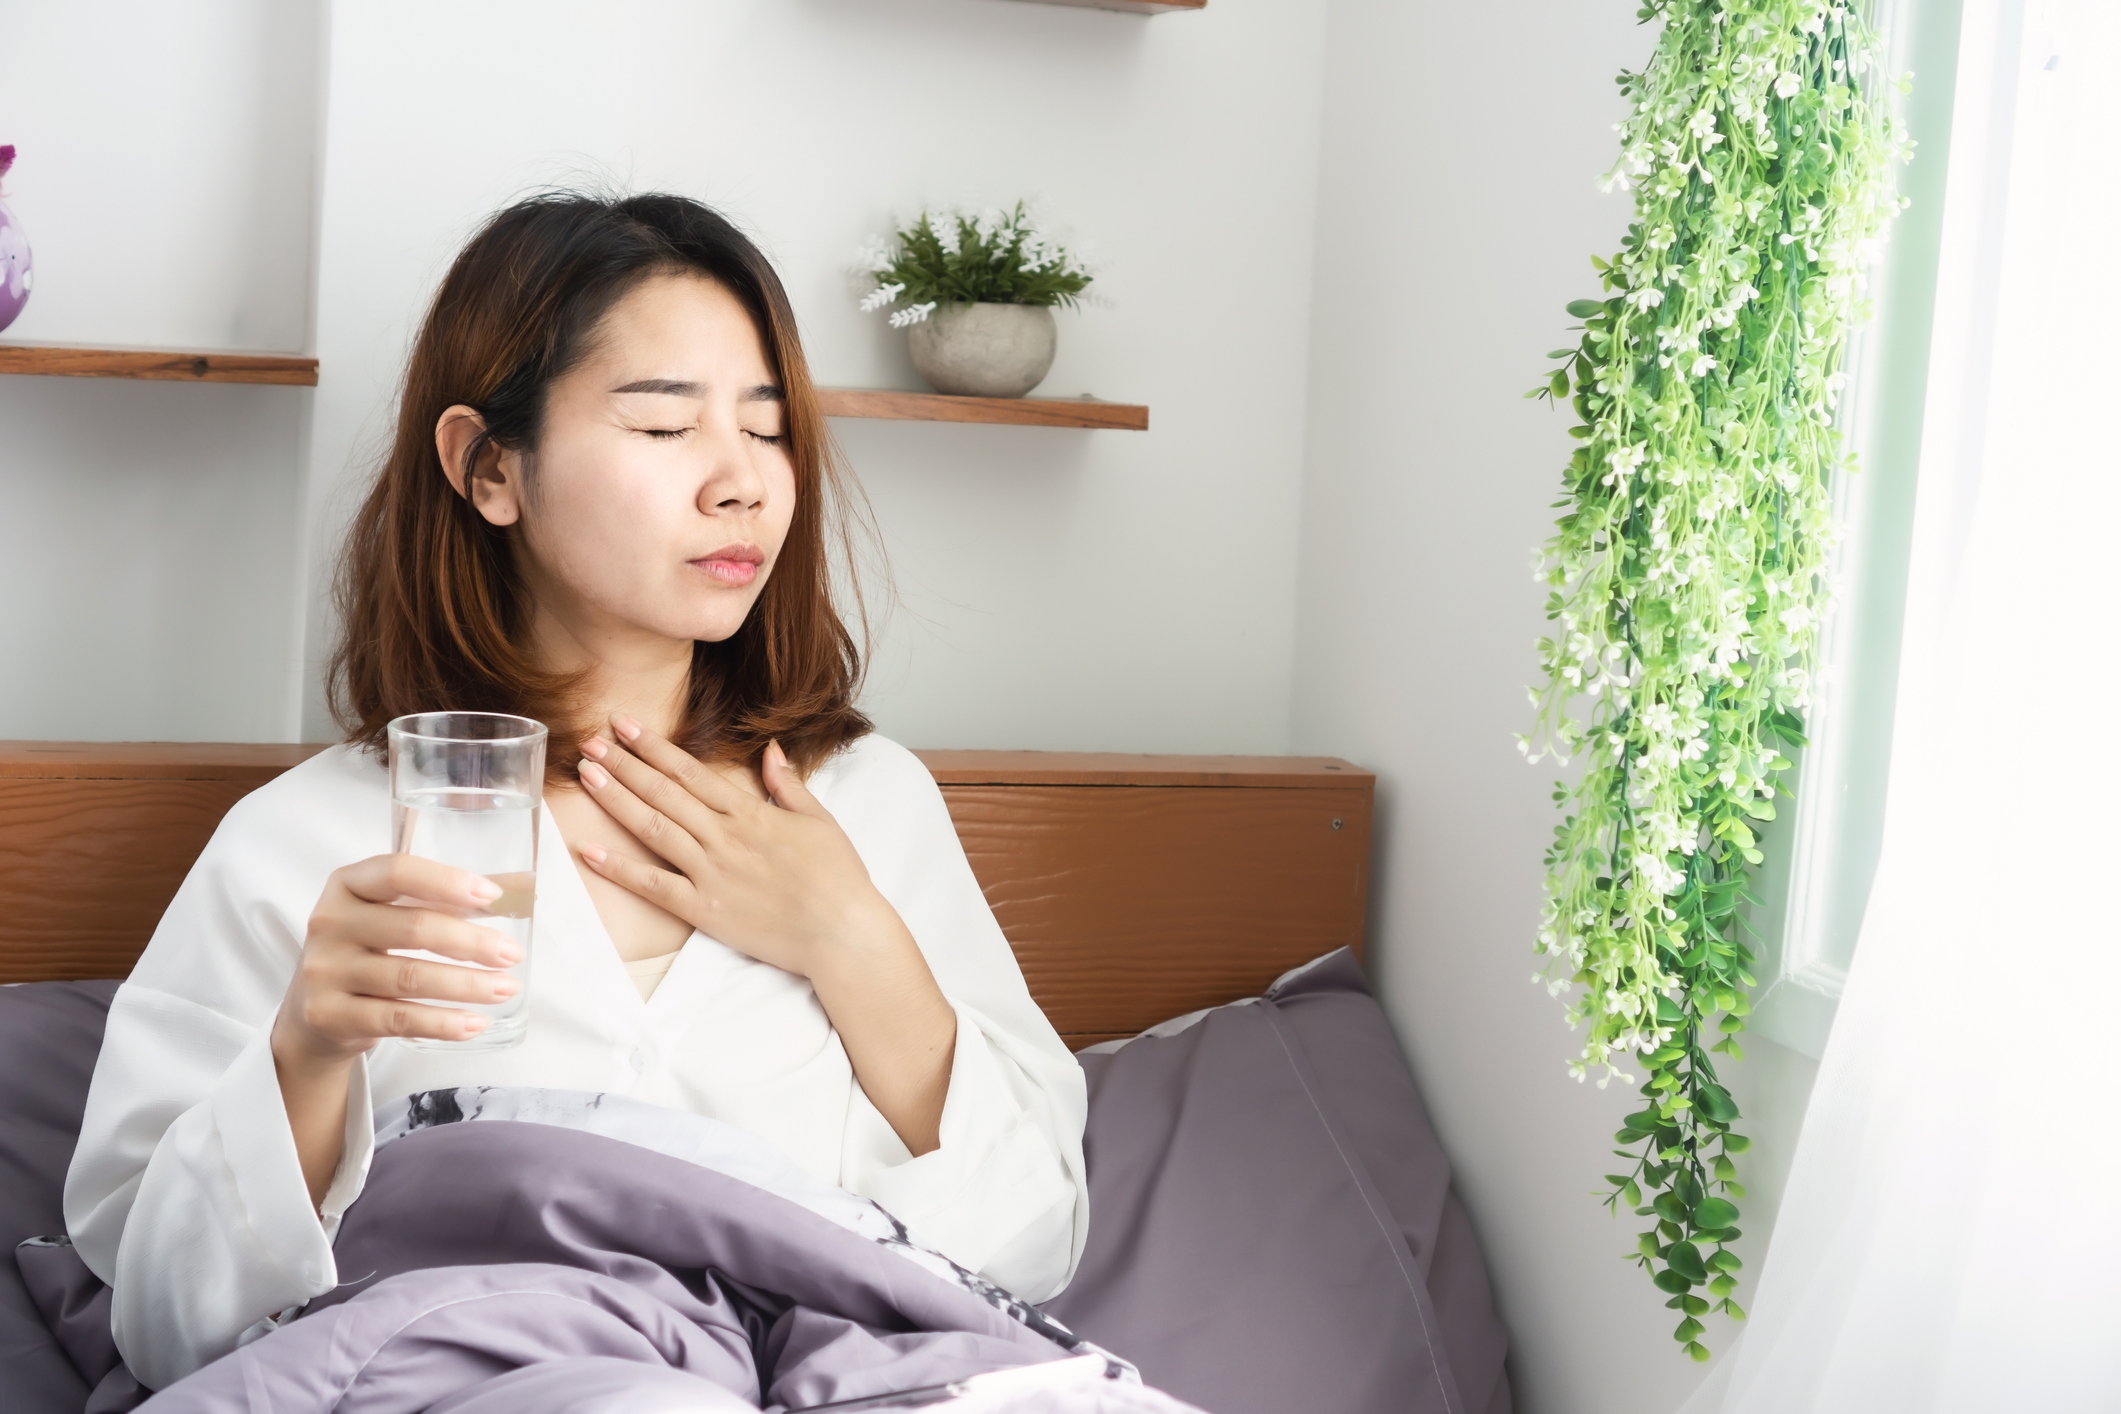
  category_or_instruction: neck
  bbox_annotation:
[524,602,694,744]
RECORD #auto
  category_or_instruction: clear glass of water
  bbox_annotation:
[386,712,546,1051]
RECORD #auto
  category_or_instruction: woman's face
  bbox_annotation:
[447,272,797,658]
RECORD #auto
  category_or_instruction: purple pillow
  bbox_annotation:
[1045,950,1511,1414]
[0,980,119,1413]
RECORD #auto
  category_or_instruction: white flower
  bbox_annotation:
[854,236,895,275]
[887,301,938,329]
[858,282,905,314]
[1603,442,1649,487]
[1688,354,1718,378]
[1776,71,1803,99]
[1626,286,1665,312]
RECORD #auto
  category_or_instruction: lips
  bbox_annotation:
[690,542,765,587]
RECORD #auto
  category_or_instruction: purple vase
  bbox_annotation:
[0,145,32,335]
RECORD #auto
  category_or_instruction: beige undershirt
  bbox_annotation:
[623,948,685,1001]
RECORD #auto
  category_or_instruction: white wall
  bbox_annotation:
[0,0,321,741]
[0,377,308,739]
[1289,3,1819,1411]
[298,0,1330,752]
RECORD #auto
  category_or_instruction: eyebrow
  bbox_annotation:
[610,378,783,403]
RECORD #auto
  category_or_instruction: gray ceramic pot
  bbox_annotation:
[907,302,1058,398]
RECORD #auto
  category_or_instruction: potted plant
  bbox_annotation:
[856,203,1093,398]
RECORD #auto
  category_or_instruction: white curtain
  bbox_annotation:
[1690,1,2121,1409]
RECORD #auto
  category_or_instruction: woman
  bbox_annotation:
[62,193,1088,1390]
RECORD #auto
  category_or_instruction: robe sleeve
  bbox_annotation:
[824,739,1090,1302]
[63,754,379,1390]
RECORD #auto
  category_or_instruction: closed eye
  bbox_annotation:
[747,430,786,447]
[637,427,691,441]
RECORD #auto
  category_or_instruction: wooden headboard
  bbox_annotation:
[0,743,1374,1049]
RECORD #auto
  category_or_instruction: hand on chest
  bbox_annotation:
[544,757,767,964]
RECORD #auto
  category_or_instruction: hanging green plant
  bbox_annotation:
[1521,0,1908,1360]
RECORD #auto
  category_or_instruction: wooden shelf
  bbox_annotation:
[0,343,318,386]
[818,388,1147,430]
[1006,0,1204,12]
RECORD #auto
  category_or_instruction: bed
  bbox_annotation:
[0,742,1510,1414]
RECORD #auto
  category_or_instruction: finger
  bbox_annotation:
[339,854,502,912]
[762,740,828,818]
[586,737,723,841]
[314,991,490,1044]
[340,947,518,1006]
[368,903,524,968]
[611,715,751,815]
[579,842,699,920]
[577,757,709,873]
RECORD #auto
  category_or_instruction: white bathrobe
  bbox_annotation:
[63,734,1088,1390]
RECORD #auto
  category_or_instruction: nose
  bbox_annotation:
[695,415,768,517]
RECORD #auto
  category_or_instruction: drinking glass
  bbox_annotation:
[386,712,546,1050]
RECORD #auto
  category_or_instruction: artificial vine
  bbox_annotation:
[1522,0,1907,1360]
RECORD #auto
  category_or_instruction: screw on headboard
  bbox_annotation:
[1331,818,1344,831]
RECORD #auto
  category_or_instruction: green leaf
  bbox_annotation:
[1653,1268,1695,1295]
[1693,1197,1740,1229]
[1665,1241,1709,1282]
[1673,1316,1705,1342]
[1709,1274,1738,1298]
[1654,1193,1689,1224]
[1682,1295,1711,1316]
[1551,370,1571,398]
[1566,299,1607,318]
[1698,1085,1741,1123]
[1710,1249,1744,1273]
[1685,1340,1712,1363]
[1547,348,1579,360]
[1723,1133,1752,1154]
[1623,1179,1643,1208]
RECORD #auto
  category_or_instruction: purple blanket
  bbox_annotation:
[22,1089,1196,1414]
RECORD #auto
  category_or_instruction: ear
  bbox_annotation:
[435,405,525,527]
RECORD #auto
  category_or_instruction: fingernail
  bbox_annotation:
[470,877,504,903]
[463,1016,489,1034]
[496,943,523,964]
[580,737,608,761]
[581,844,608,866]
[579,761,610,789]
[613,715,642,742]
[493,976,518,997]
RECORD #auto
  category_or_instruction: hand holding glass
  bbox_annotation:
[387,712,546,1050]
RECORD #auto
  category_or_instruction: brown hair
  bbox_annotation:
[328,191,873,779]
